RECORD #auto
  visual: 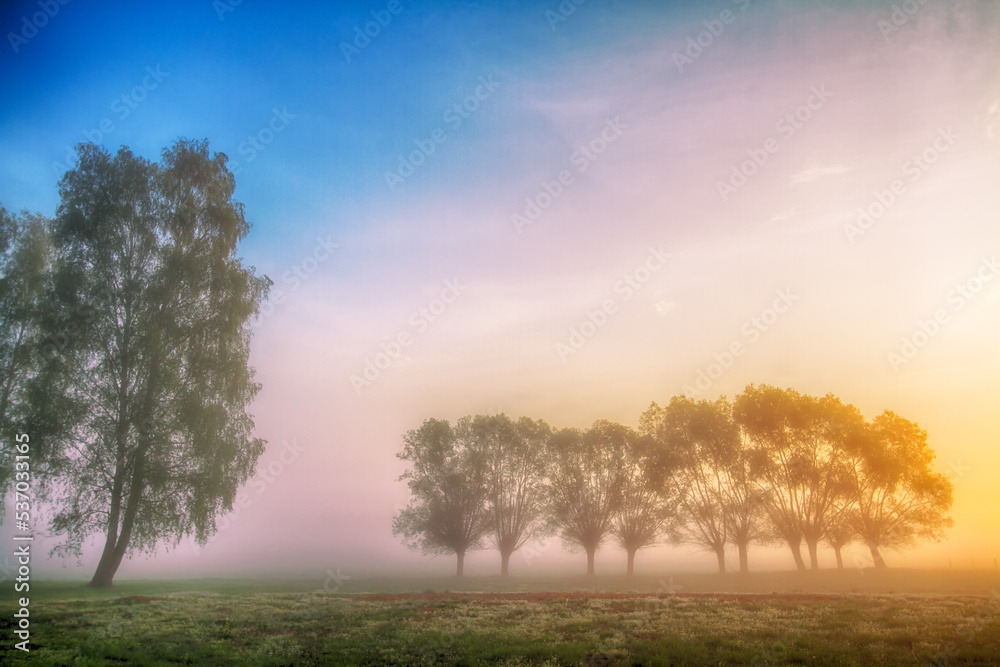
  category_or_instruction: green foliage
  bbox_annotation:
[0,206,54,515]
[397,388,954,575]
[393,418,492,570]
[640,396,742,569]
[546,421,629,568]
[609,428,679,570]
[35,139,269,585]
[461,414,552,573]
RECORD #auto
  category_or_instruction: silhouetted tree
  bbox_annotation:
[394,418,491,576]
[643,397,734,574]
[733,386,807,570]
[394,389,954,576]
[463,414,551,576]
[610,428,679,575]
[546,421,626,576]
[41,141,269,587]
[845,411,953,568]
[823,499,857,569]
[801,395,867,569]
[735,386,859,571]
[723,429,769,574]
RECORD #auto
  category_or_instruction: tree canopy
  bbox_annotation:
[463,414,552,576]
[0,207,53,514]
[32,139,269,587]
[544,421,629,575]
[610,427,679,575]
[395,389,954,576]
[846,411,954,568]
[393,418,492,576]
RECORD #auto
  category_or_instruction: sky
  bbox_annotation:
[1,0,998,580]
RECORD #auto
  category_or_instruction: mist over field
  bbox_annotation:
[1,0,998,589]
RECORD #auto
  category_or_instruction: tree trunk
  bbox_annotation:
[88,563,116,588]
[789,540,807,571]
[500,549,512,577]
[88,442,148,587]
[868,542,887,569]
[586,547,596,576]
[456,549,465,576]
[834,546,844,569]
[90,325,161,589]
[90,448,126,586]
[806,537,820,570]
[627,548,636,576]
[715,546,726,574]
[738,542,749,574]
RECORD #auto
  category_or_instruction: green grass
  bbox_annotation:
[2,573,999,665]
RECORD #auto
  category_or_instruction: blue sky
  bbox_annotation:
[2,0,999,577]
[2,0,689,257]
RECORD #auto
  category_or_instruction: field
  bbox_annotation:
[3,570,999,665]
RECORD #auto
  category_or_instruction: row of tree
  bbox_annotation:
[1,140,269,587]
[392,388,954,576]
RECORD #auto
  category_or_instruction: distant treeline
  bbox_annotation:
[393,386,954,576]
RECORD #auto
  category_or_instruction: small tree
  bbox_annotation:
[722,430,768,574]
[798,395,866,570]
[546,421,626,576]
[393,418,491,576]
[463,414,551,576]
[845,411,953,568]
[735,386,813,571]
[642,397,735,574]
[611,429,679,576]
[823,499,857,569]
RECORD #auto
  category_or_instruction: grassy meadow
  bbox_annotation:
[2,570,999,665]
